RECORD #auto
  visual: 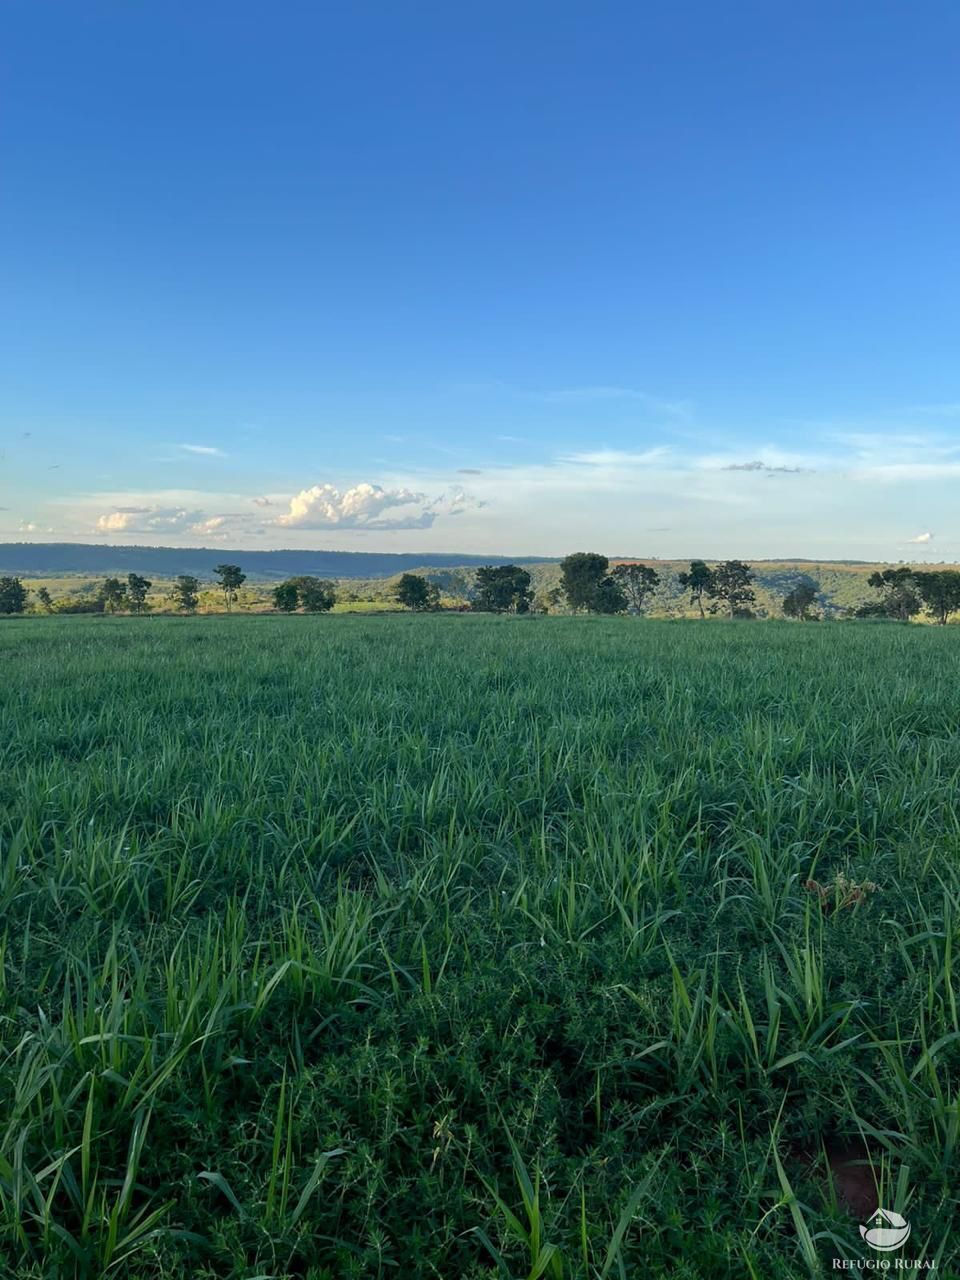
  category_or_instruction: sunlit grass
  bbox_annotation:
[0,613,957,1276]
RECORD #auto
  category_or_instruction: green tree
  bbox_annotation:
[172,575,200,612]
[0,577,28,614]
[612,563,660,613]
[706,560,756,618]
[35,586,53,612]
[677,560,714,617]
[559,552,611,612]
[214,564,246,611]
[291,576,337,613]
[865,568,921,621]
[396,573,439,611]
[273,580,299,612]
[914,570,960,625]
[126,573,151,614]
[100,577,127,613]
[594,575,628,614]
[213,563,245,611]
[782,579,819,620]
[473,565,533,613]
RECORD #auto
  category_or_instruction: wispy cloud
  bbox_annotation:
[834,430,943,452]
[562,447,672,467]
[829,430,960,465]
[532,386,692,417]
[179,444,226,457]
[452,379,693,420]
[907,531,934,543]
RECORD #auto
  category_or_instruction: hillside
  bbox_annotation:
[0,542,553,580]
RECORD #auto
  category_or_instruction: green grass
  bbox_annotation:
[0,614,957,1277]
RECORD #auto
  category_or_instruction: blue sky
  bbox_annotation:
[2,0,959,558]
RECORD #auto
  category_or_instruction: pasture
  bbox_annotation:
[0,614,957,1276]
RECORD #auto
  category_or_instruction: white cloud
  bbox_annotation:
[96,511,134,532]
[275,482,432,530]
[252,496,273,507]
[96,506,204,534]
[908,531,933,543]
[145,509,203,530]
[179,444,225,457]
[190,516,227,536]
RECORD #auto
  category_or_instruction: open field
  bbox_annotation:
[1,615,957,1276]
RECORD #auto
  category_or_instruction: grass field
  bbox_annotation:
[1,614,957,1277]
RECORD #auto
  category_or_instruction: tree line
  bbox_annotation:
[854,567,960,625]
[4,555,960,624]
[394,556,960,624]
[0,565,248,616]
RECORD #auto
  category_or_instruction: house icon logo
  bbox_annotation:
[859,1207,911,1252]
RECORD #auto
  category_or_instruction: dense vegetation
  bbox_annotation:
[1,614,956,1277]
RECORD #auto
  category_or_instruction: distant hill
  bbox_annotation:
[0,542,556,581]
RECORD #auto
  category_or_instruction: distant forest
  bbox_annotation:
[0,542,933,583]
